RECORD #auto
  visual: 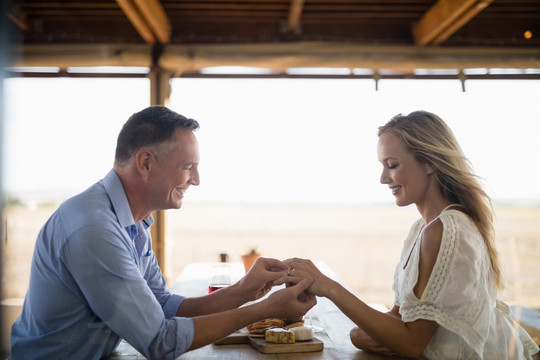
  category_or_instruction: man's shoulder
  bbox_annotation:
[62,181,107,210]
[56,181,116,229]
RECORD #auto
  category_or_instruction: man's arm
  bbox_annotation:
[175,281,251,317]
[186,277,315,350]
[176,257,290,317]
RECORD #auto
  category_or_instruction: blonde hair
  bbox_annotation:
[378,111,504,289]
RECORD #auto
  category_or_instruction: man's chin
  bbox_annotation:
[168,194,184,209]
[175,199,184,209]
[161,200,183,211]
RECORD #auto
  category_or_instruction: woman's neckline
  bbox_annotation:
[423,203,463,228]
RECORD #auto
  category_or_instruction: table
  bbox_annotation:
[105,262,405,359]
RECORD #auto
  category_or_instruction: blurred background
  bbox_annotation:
[2,0,540,354]
[3,76,539,308]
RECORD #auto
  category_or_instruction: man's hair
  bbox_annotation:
[115,106,199,165]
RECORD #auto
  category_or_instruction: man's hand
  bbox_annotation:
[188,276,316,351]
[236,257,289,301]
[265,277,317,320]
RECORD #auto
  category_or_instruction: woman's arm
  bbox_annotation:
[285,259,438,358]
[327,279,437,358]
[350,326,398,356]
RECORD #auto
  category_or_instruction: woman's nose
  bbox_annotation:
[380,168,389,184]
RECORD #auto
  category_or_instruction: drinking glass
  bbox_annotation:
[208,264,232,293]
[305,309,324,332]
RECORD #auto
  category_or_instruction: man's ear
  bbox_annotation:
[135,149,153,178]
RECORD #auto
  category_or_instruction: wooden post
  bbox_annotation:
[149,43,172,283]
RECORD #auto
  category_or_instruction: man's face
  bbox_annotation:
[150,129,200,210]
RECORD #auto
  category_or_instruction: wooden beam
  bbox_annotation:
[133,0,170,44]
[149,44,172,282]
[116,0,170,44]
[115,0,155,44]
[430,0,493,46]
[150,210,167,282]
[287,0,304,33]
[7,11,28,31]
[10,43,540,73]
[413,0,493,46]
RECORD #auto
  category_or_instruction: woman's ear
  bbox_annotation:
[424,162,435,175]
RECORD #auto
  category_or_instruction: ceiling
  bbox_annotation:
[5,0,540,76]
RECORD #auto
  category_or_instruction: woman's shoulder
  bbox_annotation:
[438,209,479,237]
[439,206,469,220]
[410,217,425,231]
[421,219,444,251]
[436,209,487,266]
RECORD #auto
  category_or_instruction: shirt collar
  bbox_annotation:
[102,170,154,230]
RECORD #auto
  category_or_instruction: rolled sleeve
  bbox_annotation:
[163,294,185,319]
[149,317,194,358]
[174,317,194,355]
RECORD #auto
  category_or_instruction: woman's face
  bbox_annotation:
[377,132,433,207]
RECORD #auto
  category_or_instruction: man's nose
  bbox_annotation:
[190,167,200,186]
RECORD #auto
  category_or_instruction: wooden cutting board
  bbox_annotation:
[249,337,324,354]
[214,329,250,345]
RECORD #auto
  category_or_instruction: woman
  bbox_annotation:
[286,111,539,359]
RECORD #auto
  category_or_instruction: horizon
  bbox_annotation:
[3,77,540,206]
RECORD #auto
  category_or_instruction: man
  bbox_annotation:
[10,106,315,359]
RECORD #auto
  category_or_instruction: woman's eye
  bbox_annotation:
[388,163,398,169]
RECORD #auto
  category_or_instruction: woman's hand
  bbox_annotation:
[283,258,333,297]
[236,257,289,301]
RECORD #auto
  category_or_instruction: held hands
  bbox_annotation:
[235,256,317,319]
[237,257,290,301]
[282,258,331,298]
[235,256,328,310]
[265,277,317,320]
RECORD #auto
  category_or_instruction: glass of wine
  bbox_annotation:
[208,264,232,293]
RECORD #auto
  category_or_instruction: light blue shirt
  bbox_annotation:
[10,170,194,359]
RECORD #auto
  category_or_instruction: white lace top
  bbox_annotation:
[392,209,539,359]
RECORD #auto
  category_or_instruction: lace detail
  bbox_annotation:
[402,300,486,356]
[422,214,459,304]
[496,301,540,358]
[401,211,490,355]
[395,210,539,359]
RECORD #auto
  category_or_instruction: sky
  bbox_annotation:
[3,76,540,205]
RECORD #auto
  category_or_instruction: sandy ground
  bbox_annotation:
[2,202,540,309]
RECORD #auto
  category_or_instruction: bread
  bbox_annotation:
[248,318,313,343]
[284,321,304,329]
[247,318,285,336]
